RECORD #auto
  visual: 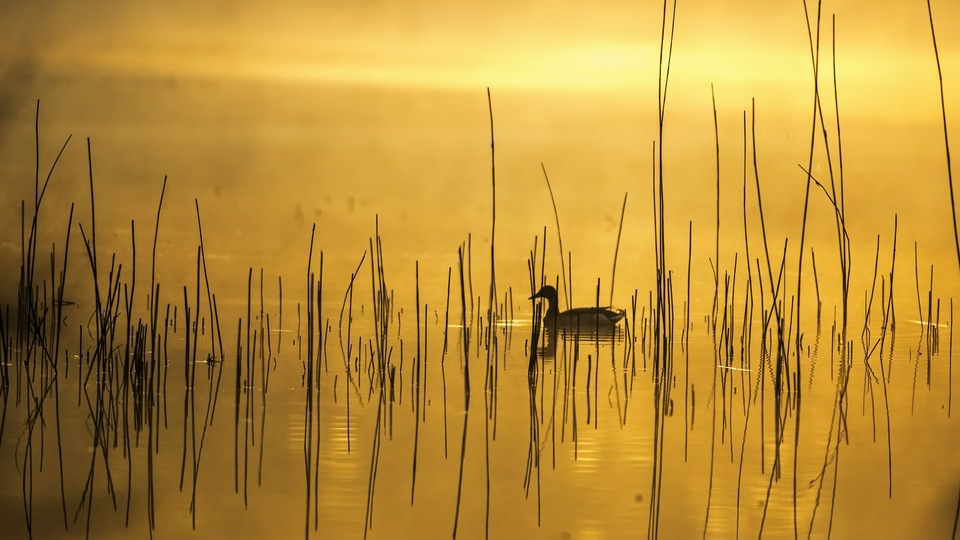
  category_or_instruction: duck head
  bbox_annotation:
[529,285,558,303]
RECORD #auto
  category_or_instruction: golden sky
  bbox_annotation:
[2,0,958,95]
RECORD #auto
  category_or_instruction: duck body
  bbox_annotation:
[529,285,625,329]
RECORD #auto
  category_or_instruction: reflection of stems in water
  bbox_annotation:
[313,261,325,530]
[259,269,266,394]
[451,401,470,539]
[190,253,201,527]
[734,357,755,538]
[178,288,192,498]
[363,394,384,540]
[234,317,242,494]
[443,268,451,363]
[257,358,269,489]
[423,302,428,426]
[703,341,720,537]
[586,353,592,427]
[571,339,579,458]
[256,270,271,488]
[523,308,541,524]
[209,295,225,422]
[305,226,332,535]
[305,270,315,536]
[458,247,470,403]
[244,268,254,506]
[953,483,960,540]
[53,216,75,530]
[877,229,897,497]
[183,285,194,464]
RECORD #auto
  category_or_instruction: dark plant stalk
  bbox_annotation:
[458,247,470,404]
[610,193,628,307]
[195,201,217,361]
[914,242,924,336]
[797,0,821,363]
[926,0,960,273]
[711,83,720,332]
[487,87,498,332]
[411,261,421,504]
[540,163,569,310]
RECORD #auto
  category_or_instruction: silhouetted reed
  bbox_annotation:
[926,0,960,273]
[647,1,678,536]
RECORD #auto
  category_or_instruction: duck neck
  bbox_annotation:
[543,298,559,320]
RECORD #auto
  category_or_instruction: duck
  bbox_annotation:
[529,285,625,330]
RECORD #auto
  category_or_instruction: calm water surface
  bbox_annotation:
[1,262,958,539]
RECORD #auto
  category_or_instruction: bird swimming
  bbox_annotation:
[529,285,625,329]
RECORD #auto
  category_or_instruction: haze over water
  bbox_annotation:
[1,1,959,539]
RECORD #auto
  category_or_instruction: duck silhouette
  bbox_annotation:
[529,285,625,330]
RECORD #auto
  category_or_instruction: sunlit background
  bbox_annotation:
[1,2,959,538]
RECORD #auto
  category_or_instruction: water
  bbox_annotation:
[2,286,957,539]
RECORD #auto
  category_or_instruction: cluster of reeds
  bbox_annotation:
[0,102,309,538]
